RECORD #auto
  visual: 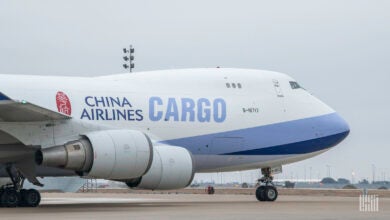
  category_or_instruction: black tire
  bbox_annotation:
[18,189,28,207]
[24,189,41,207]
[1,189,20,207]
[264,186,278,202]
[0,189,4,207]
[255,186,266,201]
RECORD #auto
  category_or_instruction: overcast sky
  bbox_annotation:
[0,0,389,183]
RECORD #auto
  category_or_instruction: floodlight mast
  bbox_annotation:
[122,45,135,73]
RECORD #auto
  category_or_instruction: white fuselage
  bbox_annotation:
[0,68,350,173]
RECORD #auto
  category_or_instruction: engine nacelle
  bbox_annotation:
[126,145,195,190]
[36,130,153,180]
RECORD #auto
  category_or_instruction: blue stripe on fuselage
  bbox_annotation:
[223,131,349,155]
[0,93,10,101]
[160,113,350,155]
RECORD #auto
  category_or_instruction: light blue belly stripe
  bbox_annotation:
[160,113,350,155]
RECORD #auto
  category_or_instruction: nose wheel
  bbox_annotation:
[0,164,41,207]
[256,168,278,202]
[256,185,278,201]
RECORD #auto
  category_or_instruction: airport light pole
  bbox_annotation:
[326,165,331,177]
[123,45,135,73]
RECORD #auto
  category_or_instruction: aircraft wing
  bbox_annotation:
[0,92,71,122]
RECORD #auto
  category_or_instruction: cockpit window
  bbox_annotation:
[289,81,302,89]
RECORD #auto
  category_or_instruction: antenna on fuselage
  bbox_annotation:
[122,45,135,73]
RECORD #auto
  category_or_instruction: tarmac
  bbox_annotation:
[0,192,389,220]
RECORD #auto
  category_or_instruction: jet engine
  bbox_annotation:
[36,130,194,189]
[35,130,153,180]
[125,145,195,190]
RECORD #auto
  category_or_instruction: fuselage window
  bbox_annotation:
[289,81,301,89]
[226,82,242,89]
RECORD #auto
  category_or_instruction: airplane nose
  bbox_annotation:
[321,113,350,148]
[334,113,350,136]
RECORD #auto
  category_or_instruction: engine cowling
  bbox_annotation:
[36,130,153,180]
[125,145,195,190]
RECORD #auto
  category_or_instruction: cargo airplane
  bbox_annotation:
[0,68,349,207]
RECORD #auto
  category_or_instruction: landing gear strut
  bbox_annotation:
[255,167,278,202]
[0,164,41,207]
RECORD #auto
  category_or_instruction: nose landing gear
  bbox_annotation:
[0,165,41,207]
[256,167,278,202]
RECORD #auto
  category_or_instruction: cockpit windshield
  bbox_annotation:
[289,81,302,89]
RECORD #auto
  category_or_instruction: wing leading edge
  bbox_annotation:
[0,92,71,122]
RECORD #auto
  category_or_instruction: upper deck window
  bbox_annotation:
[289,81,301,89]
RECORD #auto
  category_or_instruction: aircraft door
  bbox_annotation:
[272,79,284,97]
[272,79,287,116]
